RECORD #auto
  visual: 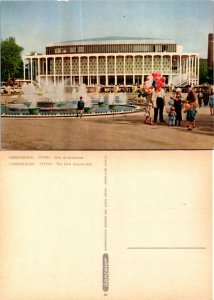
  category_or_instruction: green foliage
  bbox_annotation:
[199,58,208,84]
[199,58,214,84]
[1,37,24,82]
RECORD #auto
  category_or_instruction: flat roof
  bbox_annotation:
[47,36,176,47]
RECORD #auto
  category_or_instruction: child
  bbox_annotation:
[144,103,154,125]
[168,106,176,126]
[143,93,154,125]
[170,88,184,126]
[183,102,196,130]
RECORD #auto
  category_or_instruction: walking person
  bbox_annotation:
[197,89,203,107]
[170,88,184,126]
[76,96,84,118]
[185,85,197,128]
[203,89,209,106]
[153,87,166,123]
[208,89,214,115]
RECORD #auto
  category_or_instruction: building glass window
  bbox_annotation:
[78,46,84,53]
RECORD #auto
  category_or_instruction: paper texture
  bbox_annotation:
[0,150,211,300]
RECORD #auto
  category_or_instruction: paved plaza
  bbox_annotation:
[1,105,213,150]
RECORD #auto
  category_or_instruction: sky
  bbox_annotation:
[0,0,213,58]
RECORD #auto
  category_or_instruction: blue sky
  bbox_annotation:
[0,0,213,58]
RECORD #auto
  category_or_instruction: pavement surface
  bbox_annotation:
[1,106,213,150]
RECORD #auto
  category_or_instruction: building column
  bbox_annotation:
[87,56,89,85]
[193,56,196,85]
[179,55,182,85]
[161,55,163,76]
[151,55,154,74]
[192,57,194,85]
[188,56,191,84]
[124,56,126,85]
[105,56,108,85]
[193,56,195,85]
[62,57,64,85]
[96,56,99,85]
[142,55,144,84]
[133,55,135,85]
[53,57,56,86]
[70,56,72,86]
[30,58,33,83]
[194,56,197,84]
[170,55,173,85]
[114,56,117,85]
[79,57,81,85]
[197,55,199,85]
[38,57,41,87]
[28,59,31,80]
[45,57,48,85]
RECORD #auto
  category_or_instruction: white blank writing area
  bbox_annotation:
[0,151,212,300]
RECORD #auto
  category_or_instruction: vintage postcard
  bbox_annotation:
[0,0,213,299]
[0,0,213,150]
[0,150,212,299]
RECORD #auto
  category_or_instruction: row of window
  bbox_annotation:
[46,44,177,55]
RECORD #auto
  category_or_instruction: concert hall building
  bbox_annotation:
[24,37,199,87]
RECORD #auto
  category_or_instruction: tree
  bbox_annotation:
[1,37,24,82]
[199,58,208,84]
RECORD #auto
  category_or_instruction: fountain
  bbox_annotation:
[108,92,116,109]
[36,79,66,110]
[118,92,127,104]
[98,95,105,108]
[8,82,40,115]
[79,84,93,113]
[2,81,140,117]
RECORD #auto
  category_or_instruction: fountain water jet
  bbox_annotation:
[3,80,140,117]
[22,83,37,107]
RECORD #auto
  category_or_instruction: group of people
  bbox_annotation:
[197,89,211,107]
[144,85,214,130]
[76,85,214,127]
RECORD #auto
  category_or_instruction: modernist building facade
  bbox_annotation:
[24,37,199,87]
